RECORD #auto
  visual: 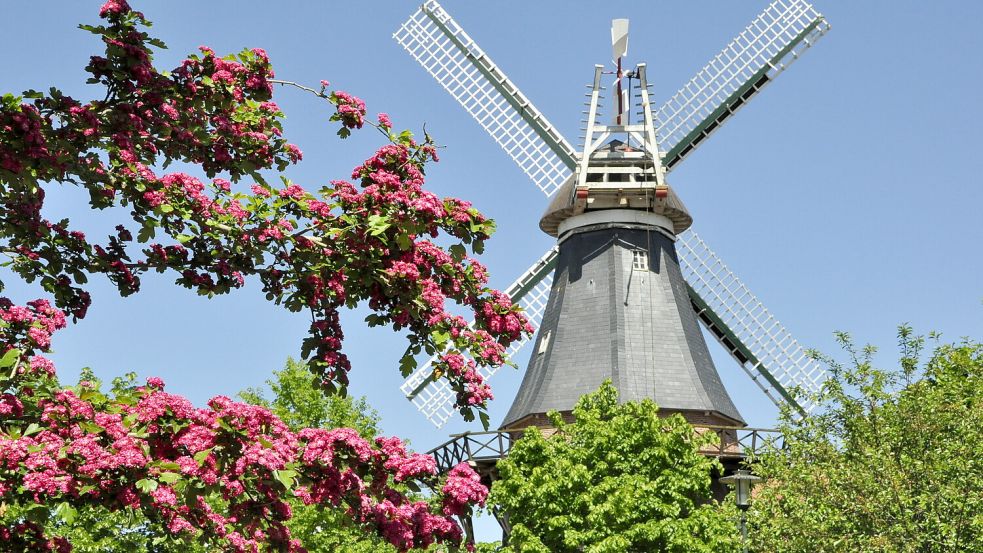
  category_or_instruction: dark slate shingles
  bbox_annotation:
[501,223,744,427]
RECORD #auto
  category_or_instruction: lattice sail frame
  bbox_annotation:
[400,248,559,427]
[655,0,830,170]
[677,231,824,414]
[394,0,577,196]
[395,0,830,426]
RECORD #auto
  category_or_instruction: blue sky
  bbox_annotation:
[2,0,981,538]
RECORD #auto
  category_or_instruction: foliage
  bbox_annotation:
[238,359,393,553]
[0,1,527,549]
[489,381,739,553]
[240,361,495,553]
[0,370,205,552]
[749,327,983,552]
[238,358,382,439]
[2,360,475,553]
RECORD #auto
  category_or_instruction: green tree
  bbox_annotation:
[489,381,739,553]
[749,327,983,552]
[239,358,382,438]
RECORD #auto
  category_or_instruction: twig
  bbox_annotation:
[269,79,327,98]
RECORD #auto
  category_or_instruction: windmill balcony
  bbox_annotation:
[425,425,785,490]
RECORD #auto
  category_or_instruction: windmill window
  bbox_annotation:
[632,250,648,270]
[537,330,551,355]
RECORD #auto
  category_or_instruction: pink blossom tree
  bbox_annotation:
[0,1,530,550]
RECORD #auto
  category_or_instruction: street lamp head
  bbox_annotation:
[720,469,762,510]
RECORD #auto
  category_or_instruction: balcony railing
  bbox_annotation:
[427,426,784,475]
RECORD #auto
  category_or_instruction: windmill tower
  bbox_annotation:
[394,1,830,435]
[503,57,746,431]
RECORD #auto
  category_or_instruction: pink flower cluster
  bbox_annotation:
[442,463,489,516]
[478,289,535,342]
[0,103,51,173]
[0,298,67,355]
[333,91,366,129]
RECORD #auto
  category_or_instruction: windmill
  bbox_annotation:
[393,0,831,432]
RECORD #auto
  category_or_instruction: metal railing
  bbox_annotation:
[429,430,517,474]
[427,426,784,475]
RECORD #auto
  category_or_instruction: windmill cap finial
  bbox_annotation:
[611,18,629,60]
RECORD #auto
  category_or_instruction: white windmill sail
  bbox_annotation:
[394,1,577,197]
[677,231,825,414]
[654,0,830,170]
[401,247,559,427]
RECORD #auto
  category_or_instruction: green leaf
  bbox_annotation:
[449,243,467,262]
[54,501,78,525]
[193,448,213,465]
[175,234,193,244]
[158,472,180,484]
[137,223,156,243]
[23,503,48,523]
[399,355,418,377]
[367,214,390,236]
[433,330,450,348]
[0,348,20,369]
[135,478,158,493]
[79,421,103,434]
[274,469,297,490]
[395,233,412,251]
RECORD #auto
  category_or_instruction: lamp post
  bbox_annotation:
[720,469,762,553]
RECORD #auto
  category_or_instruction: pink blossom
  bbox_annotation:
[441,463,488,516]
[143,190,166,206]
[279,183,306,199]
[99,0,130,18]
[29,355,55,375]
[0,394,24,417]
[161,103,179,120]
[285,144,302,163]
[27,326,51,349]
[150,485,178,506]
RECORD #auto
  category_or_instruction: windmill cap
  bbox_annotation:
[540,179,692,237]
[540,144,692,237]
